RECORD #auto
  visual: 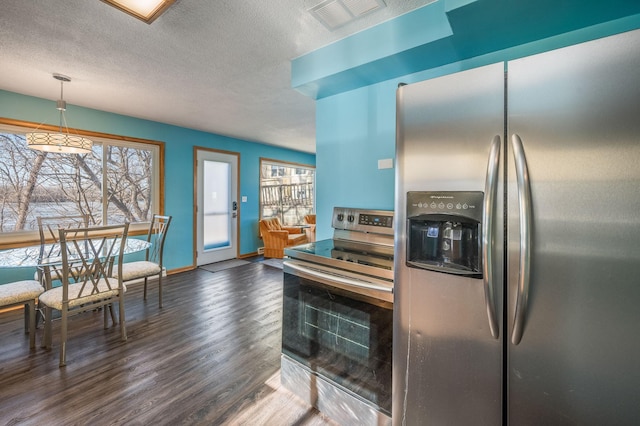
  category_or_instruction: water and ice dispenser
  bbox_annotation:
[406,191,483,278]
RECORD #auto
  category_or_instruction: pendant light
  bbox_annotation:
[26,74,93,154]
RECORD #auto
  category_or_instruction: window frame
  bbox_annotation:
[259,157,315,226]
[0,117,165,248]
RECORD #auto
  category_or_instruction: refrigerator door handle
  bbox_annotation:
[483,135,501,339]
[511,134,532,345]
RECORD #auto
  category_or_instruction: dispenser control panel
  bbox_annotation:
[407,191,484,223]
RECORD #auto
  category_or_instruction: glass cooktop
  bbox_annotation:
[285,238,394,277]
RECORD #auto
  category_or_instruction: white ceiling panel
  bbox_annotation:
[0,0,436,153]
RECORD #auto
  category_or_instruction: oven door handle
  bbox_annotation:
[284,261,393,294]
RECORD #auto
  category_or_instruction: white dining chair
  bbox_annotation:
[36,214,90,285]
[39,223,129,367]
[0,280,45,349]
[34,214,93,327]
[113,214,172,308]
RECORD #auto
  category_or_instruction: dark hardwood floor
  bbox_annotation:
[0,261,338,426]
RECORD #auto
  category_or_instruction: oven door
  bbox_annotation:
[282,259,393,415]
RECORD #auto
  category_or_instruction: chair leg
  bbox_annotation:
[104,304,108,329]
[143,277,148,300]
[23,299,46,332]
[59,308,68,367]
[109,304,117,327]
[23,302,29,333]
[158,273,163,308]
[35,306,44,329]
[118,296,127,342]
[27,300,36,349]
[42,306,52,349]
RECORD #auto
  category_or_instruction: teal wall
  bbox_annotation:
[0,90,315,283]
[315,80,397,240]
[302,1,640,240]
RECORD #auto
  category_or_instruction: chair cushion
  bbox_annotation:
[288,233,307,246]
[0,280,44,307]
[39,279,126,311]
[114,261,161,282]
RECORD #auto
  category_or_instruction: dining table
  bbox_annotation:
[0,237,151,328]
[0,238,151,271]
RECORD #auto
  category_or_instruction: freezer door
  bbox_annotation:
[394,63,504,425]
[507,28,640,425]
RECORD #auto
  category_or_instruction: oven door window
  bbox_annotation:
[282,272,392,414]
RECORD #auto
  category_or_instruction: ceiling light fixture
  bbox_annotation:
[100,0,176,24]
[26,74,93,155]
[308,0,387,31]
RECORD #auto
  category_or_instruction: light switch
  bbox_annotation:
[378,158,393,169]
[241,196,247,202]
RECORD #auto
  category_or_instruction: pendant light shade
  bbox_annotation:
[26,132,93,154]
[26,74,93,155]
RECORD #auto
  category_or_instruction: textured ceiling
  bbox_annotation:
[0,0,435,153]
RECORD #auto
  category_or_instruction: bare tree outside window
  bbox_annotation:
[106,145,153,224]
[0,132,156,234]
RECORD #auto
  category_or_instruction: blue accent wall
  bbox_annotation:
[0,90,315,283]
[315,81,397,240]
[299,1,640,239]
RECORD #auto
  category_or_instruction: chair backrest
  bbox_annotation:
[57,223,129,302]
[37,215,90,278]
[145,215,172,266]
[259,217,283,234]
[37,214,91,245]
[304,214,316,225]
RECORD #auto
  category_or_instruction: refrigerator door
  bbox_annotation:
[507,29,640,425]
[394,63,504,425]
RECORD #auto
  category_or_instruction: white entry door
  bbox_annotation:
[196,149,239,265]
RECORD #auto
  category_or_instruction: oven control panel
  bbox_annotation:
[332,207,394,235]
[358,213,393,228]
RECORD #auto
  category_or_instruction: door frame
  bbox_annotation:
[193,146,241,267]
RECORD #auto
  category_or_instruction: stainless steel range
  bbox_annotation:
[281,207,394,426]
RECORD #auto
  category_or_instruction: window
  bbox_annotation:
[260,159,314,226]
[0,119,163,246]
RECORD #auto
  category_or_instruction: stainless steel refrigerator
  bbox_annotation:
[393,28,640,425]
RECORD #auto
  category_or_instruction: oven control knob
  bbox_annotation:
[337,213,344,221]
[348,215,355,222]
